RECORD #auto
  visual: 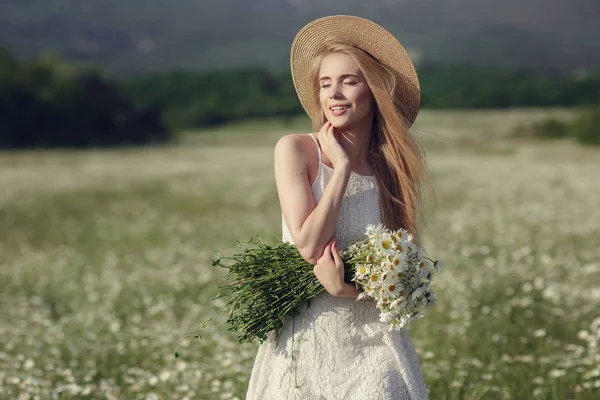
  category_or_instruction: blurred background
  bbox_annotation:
[1,0,600,145]
[1,1,599,399]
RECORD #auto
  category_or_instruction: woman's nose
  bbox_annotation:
[329,85,344,99]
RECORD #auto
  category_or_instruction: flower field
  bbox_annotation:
[0,109,598,399]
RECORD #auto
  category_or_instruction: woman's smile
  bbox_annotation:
[329,104,351,116]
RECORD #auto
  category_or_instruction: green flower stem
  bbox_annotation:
[212,237,370,344]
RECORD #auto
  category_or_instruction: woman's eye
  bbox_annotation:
[320,81,356,89]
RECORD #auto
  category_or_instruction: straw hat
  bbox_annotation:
[290,15,421,126]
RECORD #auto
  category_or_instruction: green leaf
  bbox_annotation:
[201,318,212,328]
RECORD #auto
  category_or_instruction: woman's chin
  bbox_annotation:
[332,121,354,130]
[327,117,351,129]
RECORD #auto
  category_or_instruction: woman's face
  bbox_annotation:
[318,53,374,130]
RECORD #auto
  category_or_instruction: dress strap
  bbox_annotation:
[307,133,322,165]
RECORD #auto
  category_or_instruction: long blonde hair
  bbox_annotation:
[308,43,434,245]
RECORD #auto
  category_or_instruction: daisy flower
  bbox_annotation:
[386,283,404,298]
[416,259,432,273]
[393,228,413,243]
[394,271,405,281]
[390,297,406,311]
[411,287,425,301]
[354,264,371,280]
[376,234,396,257]
[369,271,382,285]
[366,223,386,241]
[377,297,391,309]
[406,243,421,259]
[425,291,436,307]
[362,284,377,299]
[379,312,395,323]
[393,241,408,258]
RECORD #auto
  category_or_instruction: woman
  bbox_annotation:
[246,15,432,400]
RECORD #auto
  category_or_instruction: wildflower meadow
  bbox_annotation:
[1,109,598,399]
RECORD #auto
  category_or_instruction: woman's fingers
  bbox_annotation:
[327,121,335,136]
[331,241,342,267]
[319,242,332,262]
[320,121,331,137]
[327,123,336,141]
[317,238,336,264]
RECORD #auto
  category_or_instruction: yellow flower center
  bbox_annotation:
[370,274,379,282]
[381,240,392,250]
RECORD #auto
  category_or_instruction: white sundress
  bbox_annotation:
[245,133,429,400]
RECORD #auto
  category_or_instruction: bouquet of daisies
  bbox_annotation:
[352,223,443,329]
[208,223,442,344]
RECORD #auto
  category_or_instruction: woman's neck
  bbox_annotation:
[337,116,374,167]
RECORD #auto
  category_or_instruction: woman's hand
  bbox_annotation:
[317,122,350,170]
[314,238,363,298]
[313,237,345,296]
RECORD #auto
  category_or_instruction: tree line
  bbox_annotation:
[0,48,168,148]
[125,65,600,130]
[1,47,599,148]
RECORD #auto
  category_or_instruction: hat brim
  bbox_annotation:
[290,15,420,126]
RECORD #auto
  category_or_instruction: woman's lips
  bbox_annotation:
[329,105,350,116]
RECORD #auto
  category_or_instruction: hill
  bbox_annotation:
[1,0,599,75]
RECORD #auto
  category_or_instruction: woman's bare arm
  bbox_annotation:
[274,134,350,264]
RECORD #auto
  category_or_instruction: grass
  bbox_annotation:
[1,108,599,399]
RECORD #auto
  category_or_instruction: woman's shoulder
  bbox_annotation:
[275,132,318,146]
[274,133,321,185]
[274,133,319,161]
